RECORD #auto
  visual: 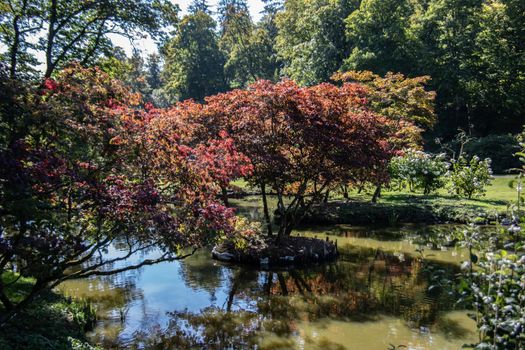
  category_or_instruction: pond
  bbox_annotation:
[58,196,481,349]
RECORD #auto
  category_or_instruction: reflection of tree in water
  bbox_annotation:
[178,249,226,297]
[131,247,461,349]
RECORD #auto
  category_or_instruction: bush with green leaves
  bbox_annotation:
[453,223,525,349]
[389,149,449,194]
[428,222,525,349]
[447,156,494,199]
[468,247,525,349]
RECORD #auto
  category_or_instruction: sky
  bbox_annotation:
[111,0,266,57]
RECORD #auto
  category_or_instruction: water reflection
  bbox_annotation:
[126,247,474,349]
[56,195,482,349]
[58,227,478,349]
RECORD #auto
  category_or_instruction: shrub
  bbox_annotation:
[447,156,494,199]
[464,134,520,174]
[451,224,525,349]
[389,149,449,194]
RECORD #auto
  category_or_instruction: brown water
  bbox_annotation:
[57,197,481,349]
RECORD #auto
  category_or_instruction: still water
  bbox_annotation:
[58,197,480,349]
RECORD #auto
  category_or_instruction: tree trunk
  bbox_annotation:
[342,185,349,199]
[44,0,58,78]
[371,185,381,203]
[9,15,20,79]
[323,190,330,203]
[277,273,288,296]
[221,186,229,207]
[261,183,272,237]
[275,192,287,243]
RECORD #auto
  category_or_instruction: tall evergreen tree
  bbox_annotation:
[146,53,162,90]
[188,0,211,14]
[217,0,249,25]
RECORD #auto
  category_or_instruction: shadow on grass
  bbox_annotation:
[380,193,508,209]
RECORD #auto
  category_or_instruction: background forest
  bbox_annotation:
[2,0,524,166]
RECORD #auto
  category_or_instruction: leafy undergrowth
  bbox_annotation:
[0,273,99,350]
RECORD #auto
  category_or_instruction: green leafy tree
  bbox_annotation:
[255,0,283,81]
[465,0,525,134]
[96,47,133,80]
[415,0,483,136]
[146,53,162,90]
[275,0,356,85]
[222,18,281,87]
[0,0,179,78]
[342,0,416,74]
[218,1,261,87]
[126,49,151,97]
[162,11,226,102]
[98,49,157,104]
[0,0,42,79]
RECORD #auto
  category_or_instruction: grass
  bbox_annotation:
[377,175,517,212]
[381,175,517,213]
[233,175,518,212]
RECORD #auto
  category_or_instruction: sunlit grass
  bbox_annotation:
[231,175,518,212]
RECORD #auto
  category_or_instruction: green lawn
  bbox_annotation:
[470,175,517,203]
[231,175,520,213]
[378,175,518,211]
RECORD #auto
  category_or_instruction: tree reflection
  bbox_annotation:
[131,247,462,349]
[178,249,226,296]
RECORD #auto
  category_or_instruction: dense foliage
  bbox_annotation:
[436,222,525,349]
[162,10,226,102]
[389,150,449,194]
[201,79,417,239]
[0,64,250,324]
[468,243,525,349]
[158,0,523,143]
[1,0,523,347]
[448,156,494,199]
[3,0,522,143]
